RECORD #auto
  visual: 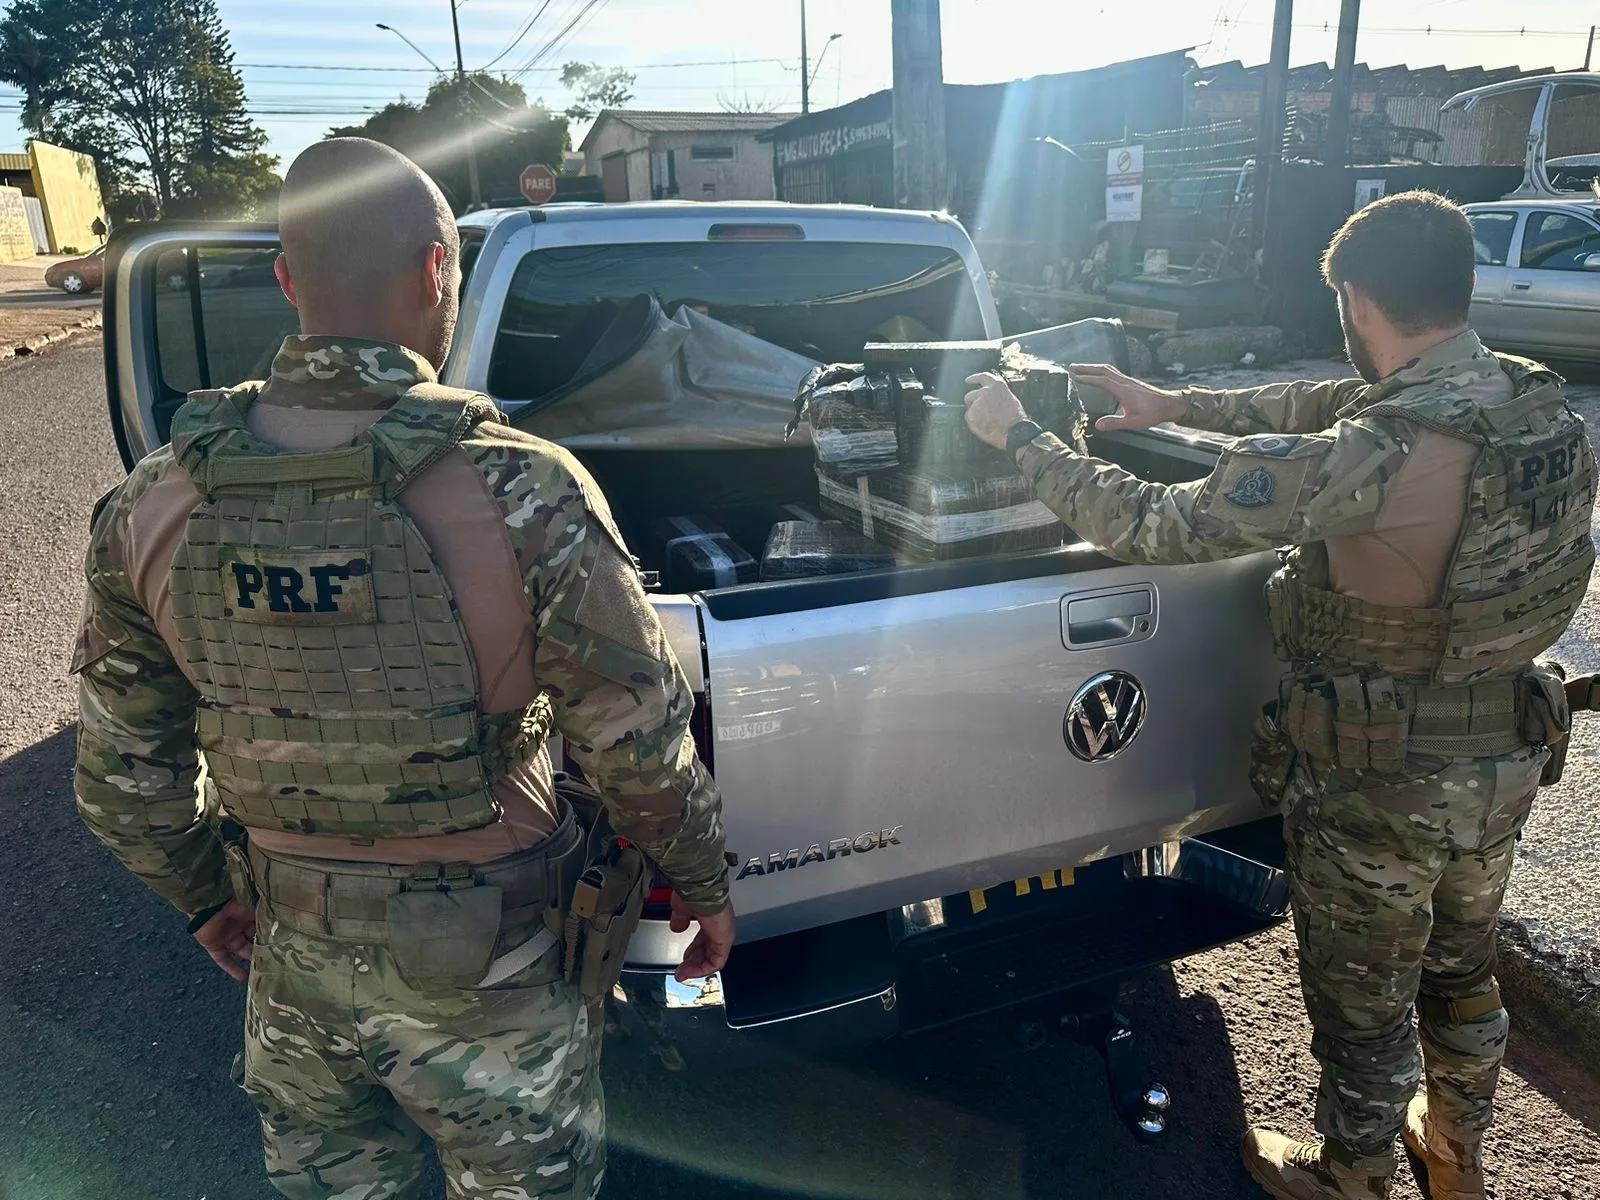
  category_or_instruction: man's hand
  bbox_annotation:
[194,899,256,983]
[963,371,1029,449]
[1068,363,1187,432]
[669,894,736,982]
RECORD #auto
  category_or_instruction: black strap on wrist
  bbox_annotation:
[187,901,228,934]
[1005,419,1045,459]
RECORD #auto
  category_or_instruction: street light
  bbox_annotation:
[809,32,842,92]
[375,17,482,210]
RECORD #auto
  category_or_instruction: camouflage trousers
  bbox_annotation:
[1282,744,1545,1175]
[239,915,605,1200]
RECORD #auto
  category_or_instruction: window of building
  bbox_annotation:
[691,145,736,161]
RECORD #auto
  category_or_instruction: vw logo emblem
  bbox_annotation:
[1064,671,1146,762]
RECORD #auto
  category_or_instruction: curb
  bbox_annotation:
[0,308,101,361]
[1497,921,1600,1070]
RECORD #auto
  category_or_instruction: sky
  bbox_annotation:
[2,0,1598,164]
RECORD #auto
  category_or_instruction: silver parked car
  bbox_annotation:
[1465,199,1600,362]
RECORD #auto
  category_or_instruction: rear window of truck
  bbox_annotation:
[486,241,987,402]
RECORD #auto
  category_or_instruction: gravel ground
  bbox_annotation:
[1,340,1596,1199]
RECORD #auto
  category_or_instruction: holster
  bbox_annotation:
[1521,660,1573,786]
[556,777,647,1003]
[1248,700,1297,809]
[220,821,258,907]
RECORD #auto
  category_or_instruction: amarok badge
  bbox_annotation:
[219,547,376,624]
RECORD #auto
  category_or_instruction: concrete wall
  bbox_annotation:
[0,186,39,262]
[29,140,105,253]
[583,118,776,200]
[647,130,774,200]
[583,119,650,200]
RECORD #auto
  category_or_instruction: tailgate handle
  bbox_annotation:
[1063,586,1154,648]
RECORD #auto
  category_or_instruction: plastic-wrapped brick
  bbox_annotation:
[816,463,1066,561]
[759,520,898,580]
[645,515,758,592]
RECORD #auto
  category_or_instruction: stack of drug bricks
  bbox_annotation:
[791,340,1083,563]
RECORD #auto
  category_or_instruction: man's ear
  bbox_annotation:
[1342,281,1374,326]
[274,253,298,308]
[422,242,447,309]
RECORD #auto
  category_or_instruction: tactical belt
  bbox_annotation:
[247,806,586,945]
[1281,674,1528,771]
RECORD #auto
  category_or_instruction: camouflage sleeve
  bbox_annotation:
[71,490,230,918]
[475,436,729,912]
[1016,418,1410,564]
[1180,377,1369,437]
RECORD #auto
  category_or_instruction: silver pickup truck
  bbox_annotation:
[102,201,1288,1136]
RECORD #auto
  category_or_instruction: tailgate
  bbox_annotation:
[699,549,1279,943]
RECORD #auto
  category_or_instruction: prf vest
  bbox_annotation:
[1268,353,1596,688]
[166,383,547,840]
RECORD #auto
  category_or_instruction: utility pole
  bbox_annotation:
[1324,0,1361,171]
[449,0,483,210]
[891,0,948,211]
[1252,0,1294,256]
[801,0,810,114]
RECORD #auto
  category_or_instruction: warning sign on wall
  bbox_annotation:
[1105,145,1144,223]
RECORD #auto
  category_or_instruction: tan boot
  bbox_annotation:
[1402,1093,1486,1200]
[1241,1128,1392,1200]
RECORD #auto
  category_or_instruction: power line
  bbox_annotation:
[511,0,608,81]
[480,0,555,71]
[1217,17,1590,39]
[235,57,788,74]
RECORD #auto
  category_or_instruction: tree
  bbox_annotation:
[330,72,569,212]
[718,92,783,114]
[560,61,635,122]
[0,0,278,219]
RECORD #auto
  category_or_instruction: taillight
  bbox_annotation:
[706,222,805,241]
[643,872,674,921]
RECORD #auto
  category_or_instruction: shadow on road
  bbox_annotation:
[0,725,259,1199]
[0,725,1257,1200]
[602,965,1254,1199]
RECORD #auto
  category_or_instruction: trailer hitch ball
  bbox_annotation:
[1135,1110,1167,1138]
[1143,1084,1171,1113]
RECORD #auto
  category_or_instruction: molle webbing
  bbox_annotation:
[248,804,585,945]
[167,383,532,840]
[1268,550,1594,682]
[1281,674,1526,769]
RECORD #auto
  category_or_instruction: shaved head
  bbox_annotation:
[275,138,461,367]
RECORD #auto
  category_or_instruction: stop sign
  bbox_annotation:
[520,163,557,206]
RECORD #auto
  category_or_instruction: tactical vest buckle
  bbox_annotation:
[401,861,477,892]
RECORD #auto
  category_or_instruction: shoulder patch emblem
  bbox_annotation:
[1225,466,1277,508]
[1246,435,1301,457]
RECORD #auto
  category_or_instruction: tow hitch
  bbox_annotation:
[1018,989,1172,1142]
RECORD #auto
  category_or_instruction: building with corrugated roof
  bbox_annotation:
[579,110,792,202]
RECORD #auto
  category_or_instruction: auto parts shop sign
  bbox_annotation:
[1106,145,1143,223]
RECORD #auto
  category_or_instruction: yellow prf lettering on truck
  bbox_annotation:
[967,868,1076,914]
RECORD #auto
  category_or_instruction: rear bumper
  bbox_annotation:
[613,827,1287,1060]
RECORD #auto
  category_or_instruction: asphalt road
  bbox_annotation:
[2,341,1598,1200]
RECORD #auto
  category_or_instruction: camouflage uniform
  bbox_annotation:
[1015,331,1594,1177]
[73,336,730,1199]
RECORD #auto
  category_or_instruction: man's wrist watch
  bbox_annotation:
[1005,419,1045,458]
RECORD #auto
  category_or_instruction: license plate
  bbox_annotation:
[717,719,782,741]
